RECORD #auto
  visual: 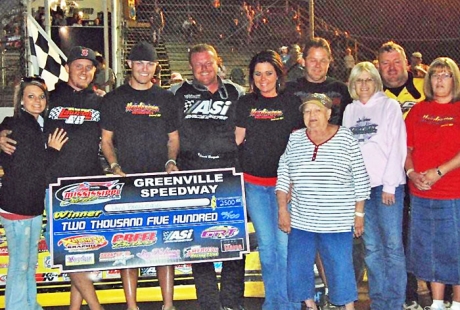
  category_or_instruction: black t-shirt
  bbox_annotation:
[100,84,180,174]
[235,92,303,178]
[170,79,245,171]
[285,76,352,125]
[45,82,103,184]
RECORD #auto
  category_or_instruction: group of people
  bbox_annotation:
[1,35,460,310]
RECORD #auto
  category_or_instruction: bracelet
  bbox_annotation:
[165,159,177,169]
[436,167,443,177]
[406,168,414,178]
[355,211,365,218]
[110,162,121,170]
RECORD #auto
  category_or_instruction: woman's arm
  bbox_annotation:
[276,190,291,234]
[235,126,246,145]
[405,146,431,191]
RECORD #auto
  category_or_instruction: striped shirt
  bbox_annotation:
[276,126,370,233]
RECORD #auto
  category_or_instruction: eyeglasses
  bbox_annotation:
[431,73,453,81]
[21,76,46,86]
[355,78,374,85]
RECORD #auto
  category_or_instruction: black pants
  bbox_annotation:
[192,257,246,310]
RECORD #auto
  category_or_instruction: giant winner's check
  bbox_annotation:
[48,168,249,272]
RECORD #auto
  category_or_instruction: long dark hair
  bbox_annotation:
[248,50,285,95]
[13,76,49,118]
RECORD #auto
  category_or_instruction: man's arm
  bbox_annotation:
[166,130,179,173]
[0,130,16,155]
[101,129,125,176]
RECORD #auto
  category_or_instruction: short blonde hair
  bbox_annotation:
[424,57,460,102]
[348,61,383,100]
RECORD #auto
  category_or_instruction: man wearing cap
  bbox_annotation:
[169,43,246,310]
[277,93,370,310]
[284,37,352,126]
[100,41,179,310]
[0,45,105,309]
[408,51,429,79]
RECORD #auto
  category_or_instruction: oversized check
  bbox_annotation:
[48,168,249,272]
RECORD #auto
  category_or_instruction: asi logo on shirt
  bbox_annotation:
[185,100,231,120]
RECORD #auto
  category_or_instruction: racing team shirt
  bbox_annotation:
[285,76,352,125]
[100,84,180,174]
[235,92,303,179]
[45,82,103,184]
[170,78,245,171]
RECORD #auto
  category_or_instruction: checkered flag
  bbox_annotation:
[27,14,68,91]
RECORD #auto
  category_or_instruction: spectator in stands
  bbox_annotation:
[34,7,45,28]
[150,4,165,46]
[280,46,290,64]
[343,61,407,310]
[343,47,356,81]
[182,15,199,43]
[230,67,246,87]
[285,44,304,82]
[285,37,352,125]
[217,56,228,79]
[235,50,302,310]
[152,63,162,86]
[52,10,67,26]
[408,52,429,79]
[405,57,460,310]
[277,93,370,310]
[377,41,428,310]
[0,77,68,310]
[93,53,116,92]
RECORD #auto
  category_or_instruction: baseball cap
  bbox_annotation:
[299,93,333,111]
[412,52,422,59]
[128,41,158,62]
[66,46,98,66]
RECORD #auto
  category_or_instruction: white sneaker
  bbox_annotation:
[404,301,423,310]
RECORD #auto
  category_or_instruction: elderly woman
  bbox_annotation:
[235,49,302,310]
[0,77,67,309]
[343,61,407,309]
[276,93,370,310]
[405,57,460,310]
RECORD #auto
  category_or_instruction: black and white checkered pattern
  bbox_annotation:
[27,15,68,91]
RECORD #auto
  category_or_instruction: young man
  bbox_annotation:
[100,41,179,310]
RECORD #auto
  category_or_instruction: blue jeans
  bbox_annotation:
[245,182,290,310]
[0,215,43,310]
[287,228,356,308]
[363,185,406,310]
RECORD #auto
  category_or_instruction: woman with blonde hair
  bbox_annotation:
[343,61,407,309]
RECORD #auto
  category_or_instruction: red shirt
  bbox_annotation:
[405,100,460,198]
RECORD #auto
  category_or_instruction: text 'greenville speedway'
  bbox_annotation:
[134,173,225,197]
